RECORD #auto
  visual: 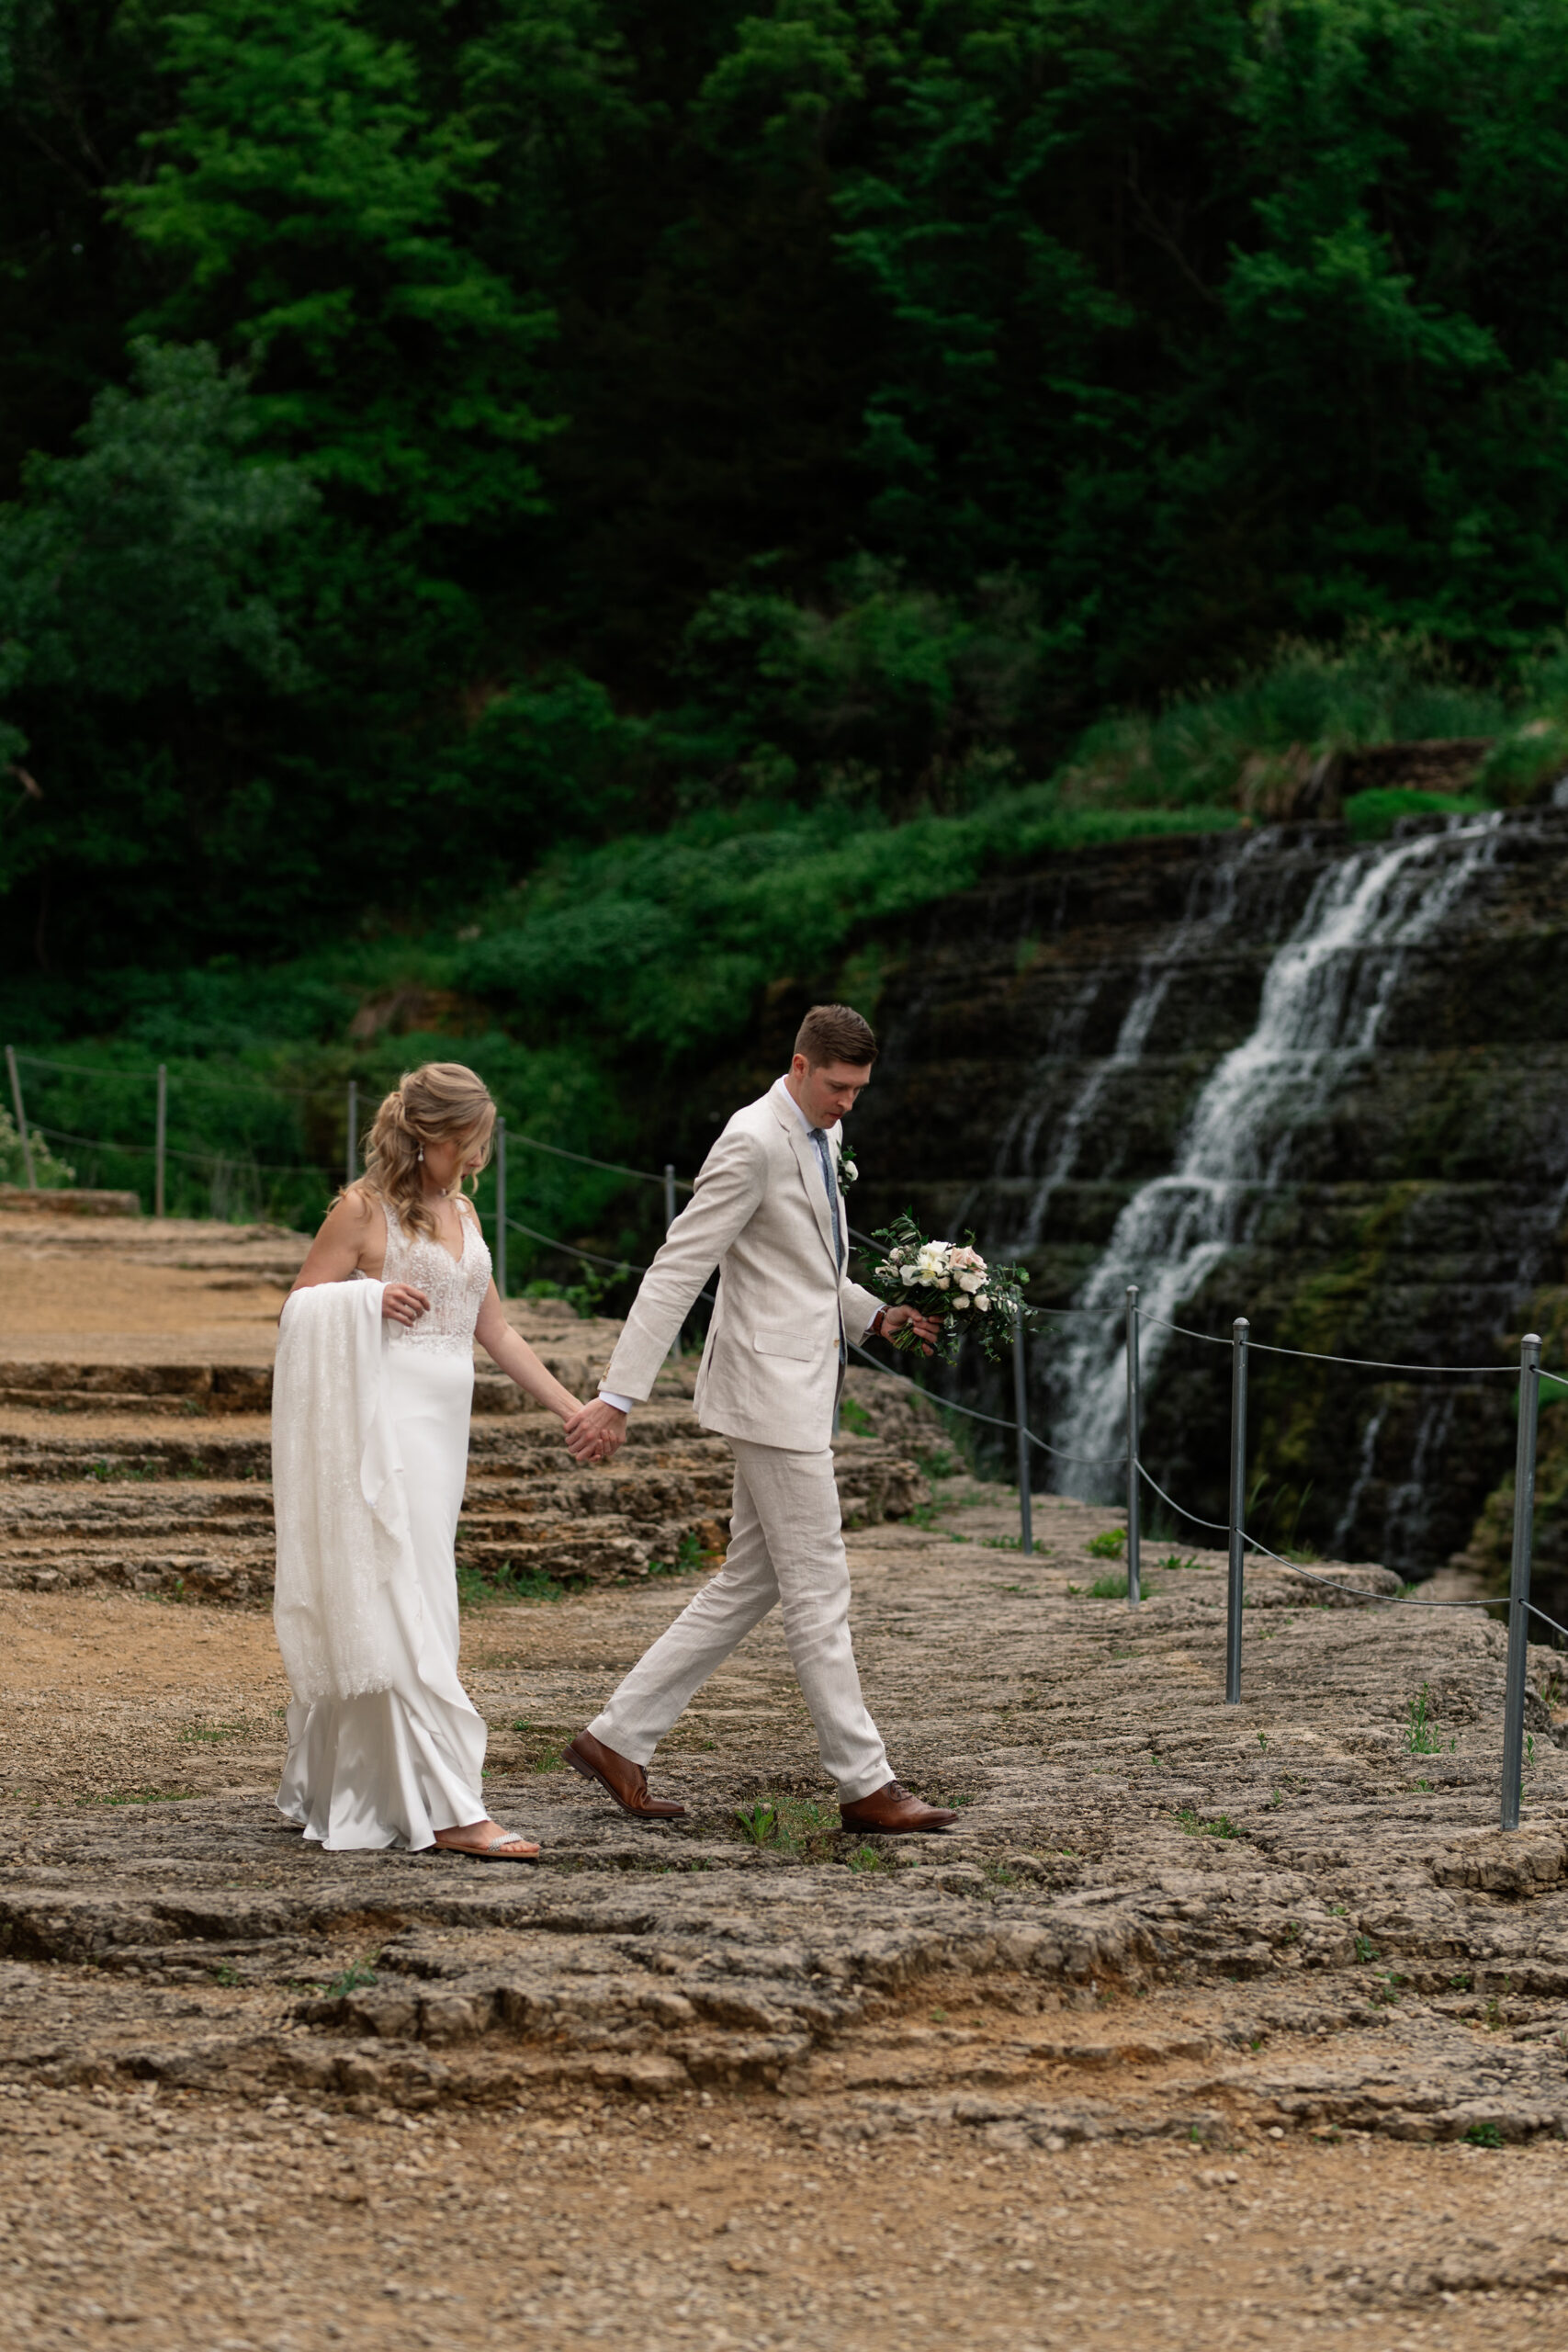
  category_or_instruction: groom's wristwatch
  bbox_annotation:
[868,1309,888,1340]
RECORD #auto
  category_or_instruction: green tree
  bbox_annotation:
[0,338,312,961]
[119,0,561,692]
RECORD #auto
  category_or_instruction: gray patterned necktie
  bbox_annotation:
[809,1128,844,1272]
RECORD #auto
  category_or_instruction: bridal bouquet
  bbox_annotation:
[866,1214,1031,1366]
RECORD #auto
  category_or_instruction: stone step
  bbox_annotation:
[0,1442,927,1597]
[0,1486,274,1539]
[0,1324,935,1595]
[0,1362,274,1412]
[0,1542,275,1600]
[0,1404,723,1483]
[0,1359,604,1417]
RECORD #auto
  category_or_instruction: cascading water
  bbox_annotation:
[986,831,1269,1250]
[1043,814,1506,1497]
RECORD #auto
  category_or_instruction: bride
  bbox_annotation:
[274,1060,599,1859]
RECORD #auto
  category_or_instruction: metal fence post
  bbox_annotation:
[664,1162,681,1359]
[1126,1285,1141,1605]
[153,1063,167,1218]
[6,1046,37,1188]
[1013,1318,1033,1556]
[345,1079,358,1187]
[1225,1316,1249,1704]
[494,1117,507,1299]
[1501,1330,1542,1831]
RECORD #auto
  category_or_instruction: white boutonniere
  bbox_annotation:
[837,1142,858,1194]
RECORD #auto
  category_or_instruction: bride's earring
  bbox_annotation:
[417,1146,423,1163]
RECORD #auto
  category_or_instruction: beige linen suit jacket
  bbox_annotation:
[599,1084,881,1453]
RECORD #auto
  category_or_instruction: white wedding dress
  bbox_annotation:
[275,1197,491,1850]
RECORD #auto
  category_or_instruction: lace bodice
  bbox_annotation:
[379,1195,491,1353]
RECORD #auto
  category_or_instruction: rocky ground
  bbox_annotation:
[4,1205,1568,2350]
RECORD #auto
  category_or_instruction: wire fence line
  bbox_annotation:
[8,1040,1564,1832]
[33,1123,330,1178]
[16,1050,327,1101]
[1141,1308,1518,1377]
[6,1051,1551,1377]
[1141,1454,1501,1609]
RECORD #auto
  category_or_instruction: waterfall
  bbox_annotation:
[1043,814,1505,1496]
[1329,1404,1387,1556]
[989,831,1269,1252]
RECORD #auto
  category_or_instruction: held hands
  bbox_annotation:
[381,1283,430,1329]
[563,1397,627,1465]
[877,1304,942,1357]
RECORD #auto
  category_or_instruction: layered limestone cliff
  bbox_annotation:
[842,806,1568,1597]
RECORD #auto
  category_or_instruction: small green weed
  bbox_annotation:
[1178,1809,1240,1839]
[1403,1683,1456,1756]
[1256,1732,1269,1752]
[1155,1553,1199,1573]
[1087,1572,1134,1600]
[1087,1529,1127,1559]
[457,1557,567,1609]
[505,1717,571,1772]
[322,1957,379,1999]
[178,1718,250,1746]
[1355,1934,1380,1964]
[838,1396,874,1437]
[647,1532,707,1579]
[721,1793,842,1863]
[94,1788,195,1806]
[1464,2121,1504,2148]
[846,1845,888,1873]
[210,1962,241,1987]
[912,1443,963,1480]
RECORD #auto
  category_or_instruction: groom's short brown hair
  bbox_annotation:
[795,1003,877,1067]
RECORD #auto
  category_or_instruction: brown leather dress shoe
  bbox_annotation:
[840,1780,959,1834]
[562,1729,687,1821]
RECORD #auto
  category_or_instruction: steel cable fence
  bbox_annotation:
[7,1041,1559,1831]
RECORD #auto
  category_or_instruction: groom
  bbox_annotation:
[560,1003,956,1834]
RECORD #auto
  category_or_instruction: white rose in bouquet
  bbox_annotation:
[866,1214,1031,1365]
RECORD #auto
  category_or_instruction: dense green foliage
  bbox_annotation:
[0,783,1234,1239]
[6,0,1568,982]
